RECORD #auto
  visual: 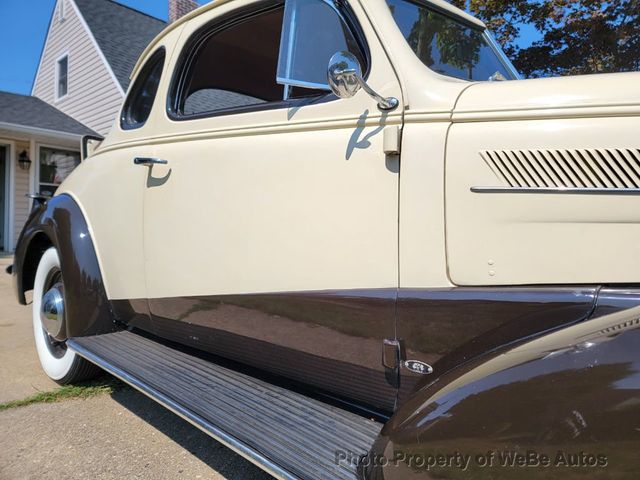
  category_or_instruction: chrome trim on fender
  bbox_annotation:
[471,186,640,195]
[68,340,297,480]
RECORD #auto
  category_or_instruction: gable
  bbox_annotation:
[73,0,166,91]
[32,0,125,135]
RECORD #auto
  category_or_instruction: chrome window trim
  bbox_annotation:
[276,77,330,91]
[483,31,521,80]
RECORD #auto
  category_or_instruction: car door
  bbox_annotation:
[143,0,404,413]
[57,44,174,335]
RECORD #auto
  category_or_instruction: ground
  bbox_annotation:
[0,254,271,480]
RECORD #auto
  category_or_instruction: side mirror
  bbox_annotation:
[327,51,399,111]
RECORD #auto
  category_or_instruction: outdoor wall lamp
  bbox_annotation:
[18,150,32,171]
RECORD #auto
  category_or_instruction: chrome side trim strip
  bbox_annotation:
[471,186,640,195]
[68,340,297,480]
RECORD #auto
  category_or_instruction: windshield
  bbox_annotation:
[386,0,517,81]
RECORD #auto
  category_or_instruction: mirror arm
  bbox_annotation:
[354,77,399,111]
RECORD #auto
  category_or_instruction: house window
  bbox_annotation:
[39,147,80,197]
[56,55,68,100]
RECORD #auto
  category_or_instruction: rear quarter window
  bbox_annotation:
[121,48,166,130]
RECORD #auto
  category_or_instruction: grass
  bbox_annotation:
[0,377,123,411]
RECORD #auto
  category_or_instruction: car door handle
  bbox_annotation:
[133,157,168,166]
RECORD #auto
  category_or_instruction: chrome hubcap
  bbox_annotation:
[40,283,66,341]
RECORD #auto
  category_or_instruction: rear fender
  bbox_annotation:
[12,194,116,337]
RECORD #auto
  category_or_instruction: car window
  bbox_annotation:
[174,6,286,118]
[386,0,515,81]
[121,48,166,129]
[171,1,367,119]
[276,0,366,93]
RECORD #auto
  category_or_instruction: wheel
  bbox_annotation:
[32,247,99,384]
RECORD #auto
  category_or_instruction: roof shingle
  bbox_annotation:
[74,0,167,91]
[0,91,96,137]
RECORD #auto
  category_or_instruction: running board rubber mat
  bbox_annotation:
[68,331,382,480]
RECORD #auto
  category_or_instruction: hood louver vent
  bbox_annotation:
[480,149,640,190]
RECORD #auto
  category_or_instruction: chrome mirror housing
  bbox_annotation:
[327,51,363,100]
[327,51,399,111]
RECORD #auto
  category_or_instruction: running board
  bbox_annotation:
[68,331,382,480]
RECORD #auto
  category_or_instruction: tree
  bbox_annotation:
[449,0,640,78]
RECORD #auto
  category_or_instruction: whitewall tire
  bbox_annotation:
[32,247,99,384]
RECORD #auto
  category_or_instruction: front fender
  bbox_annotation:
[363,308,640,479]
[12,194,116,337]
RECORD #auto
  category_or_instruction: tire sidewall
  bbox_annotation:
[32,247,76,380]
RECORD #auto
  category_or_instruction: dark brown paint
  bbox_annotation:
[364,306,640,479]
[142,287,618,414]
[12,194,117,338]
[148,290,398,413]
[396,287,598,402]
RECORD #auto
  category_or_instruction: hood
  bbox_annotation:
[453,71,640,121]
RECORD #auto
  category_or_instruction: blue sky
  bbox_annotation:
[0,0,209,95]
[0,0,538,95]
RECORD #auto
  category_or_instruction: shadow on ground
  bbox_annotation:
[105,375,271,480]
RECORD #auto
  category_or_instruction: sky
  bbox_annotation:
[0,0,538,95]
[0,0,209,95]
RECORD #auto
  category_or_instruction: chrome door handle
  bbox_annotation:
[133,157,168,166]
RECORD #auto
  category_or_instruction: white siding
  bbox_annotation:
[32,0,124,136]
[13,141,30,248]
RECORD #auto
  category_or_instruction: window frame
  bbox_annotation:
[120,47,167,131]
[386,0,519,81]
[58,0,66,22]
[54,53,69,101]
[166,0,371,122]
[36,144,81,198]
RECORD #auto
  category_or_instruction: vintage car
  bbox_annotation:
[9,0,640,478]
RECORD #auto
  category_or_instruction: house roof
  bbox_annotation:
[0,91,96,137]
[74,0,167,91]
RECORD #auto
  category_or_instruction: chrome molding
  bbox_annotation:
[68,340,297,480]
[471,186,640,195]
[483,31,521,80]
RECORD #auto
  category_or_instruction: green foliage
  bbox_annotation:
[0,377,122,411]
[407,7,484,76]
[450,0,640,77]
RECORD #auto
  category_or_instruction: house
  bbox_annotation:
[0,0,198,252]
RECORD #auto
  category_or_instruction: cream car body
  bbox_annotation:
[54,0,640,404]
[65,0,640,296]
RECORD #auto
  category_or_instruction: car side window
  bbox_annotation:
[170,1,367,119]
[174,6,286,118]
[121,48,165,129]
